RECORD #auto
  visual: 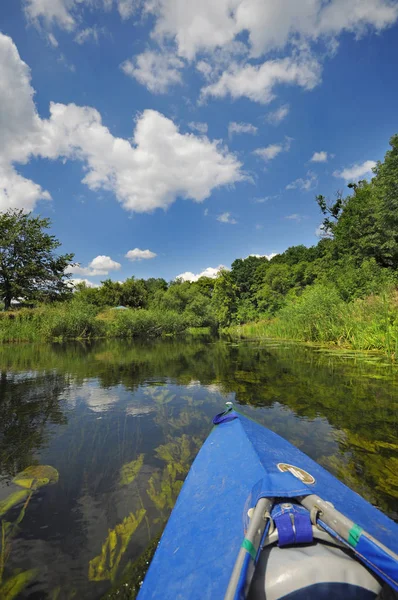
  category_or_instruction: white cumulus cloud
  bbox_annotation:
[217,212,237,224]
[125,248,157,261]
[311,151,328,162]
[253,137,292,162]
[286,171,317,191]
[23,0,398,110]
[228,122,258,137]
[176,265,226,282]
[147,0,398,60]
[121,50,185,93]
[69,278,99,288]
[201,55,322,104]
[89,255,121,273]
[66,255,121,277]
[0,33,244,213]
[333,160,376,181]
[249,253,278,260]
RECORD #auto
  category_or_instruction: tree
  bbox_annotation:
[373,134,398,268]
[0,210,74,310]
[97,279,123,306]
[121,277,148,308]
[212,270,237,327]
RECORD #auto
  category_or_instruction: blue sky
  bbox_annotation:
[1,0,398,285]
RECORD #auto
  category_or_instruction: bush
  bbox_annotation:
[267,284,346,342]
[106,309,188,338]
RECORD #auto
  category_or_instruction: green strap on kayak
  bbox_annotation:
[241,538,257,560]
[348,524,363,548]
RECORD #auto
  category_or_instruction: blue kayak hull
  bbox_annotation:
[138,413,398,599]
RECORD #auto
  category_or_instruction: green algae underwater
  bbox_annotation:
[0,337,397,599]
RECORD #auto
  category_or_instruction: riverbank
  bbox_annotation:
[1,287,397,360]
[225,287,398,359]
[0,305,195,342]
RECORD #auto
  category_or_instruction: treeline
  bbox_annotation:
[70,135,398,349]
[1,134,398,350]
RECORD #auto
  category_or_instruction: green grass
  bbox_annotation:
[226,285,398,359]
[0,304,190,343]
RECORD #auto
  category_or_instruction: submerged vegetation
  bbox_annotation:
[1,134,398,354]
[0,338,397,597]
[0,465,59,599]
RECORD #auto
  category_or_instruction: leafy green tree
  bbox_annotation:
[121,277,148,308]
[97,279,123,306]
[231,255,268,299]
[144,278,168,300]
[212,270,237,327]
[193,277,215,298]
[373,134,398,268]
[0,210,74,310]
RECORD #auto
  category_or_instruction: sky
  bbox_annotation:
[1,0,398,286]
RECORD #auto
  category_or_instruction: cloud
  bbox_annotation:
[253,137,292,162]
[188,122,208,134]
[69,277,99,288]
[286,171,317,191]
[204,208,209,216]
[315,223,333,238]
[116,0,137,20]
[23,0,139,31]
[176,265,225,282]
[74,26,106,45]
[89,255,121,273]
[285,213,304,222]
[47,33,59,47]
[217,212,237,224]
[333,160,376,181]
[228,122,258,137]
[248,253,278,260]
[311,150,328,162]
[23,0,398,110]
[24,0,78,31]
[147,0,398,60]
[201,54,322,103]
[0,33,244,213]
[253,195,278,203]
[125,248,157,261]
[121,50,185,93]
[66,255,121,277]
[266,104,290,125]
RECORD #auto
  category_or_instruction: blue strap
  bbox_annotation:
[213,408,238,425]
[275,511,313,547]
[275,513,295,547]
[295,512,313,544]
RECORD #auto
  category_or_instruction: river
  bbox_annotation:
[0,338,397,598]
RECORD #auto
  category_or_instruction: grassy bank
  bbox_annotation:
[0,304,191,343]
[225,285,398,359]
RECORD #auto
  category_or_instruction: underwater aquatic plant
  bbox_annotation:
[0,465,59,595]
[13,465,59,490]
[0,568,37,600]
[89,509,146,582]
[119,454,144,487]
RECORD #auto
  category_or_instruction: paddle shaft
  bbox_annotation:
[224,497,273,600]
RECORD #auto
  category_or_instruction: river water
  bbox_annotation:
[0,338,397,598]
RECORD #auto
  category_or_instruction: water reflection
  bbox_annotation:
[0,338,396,598]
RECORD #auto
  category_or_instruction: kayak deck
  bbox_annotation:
[138,410,398,599]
